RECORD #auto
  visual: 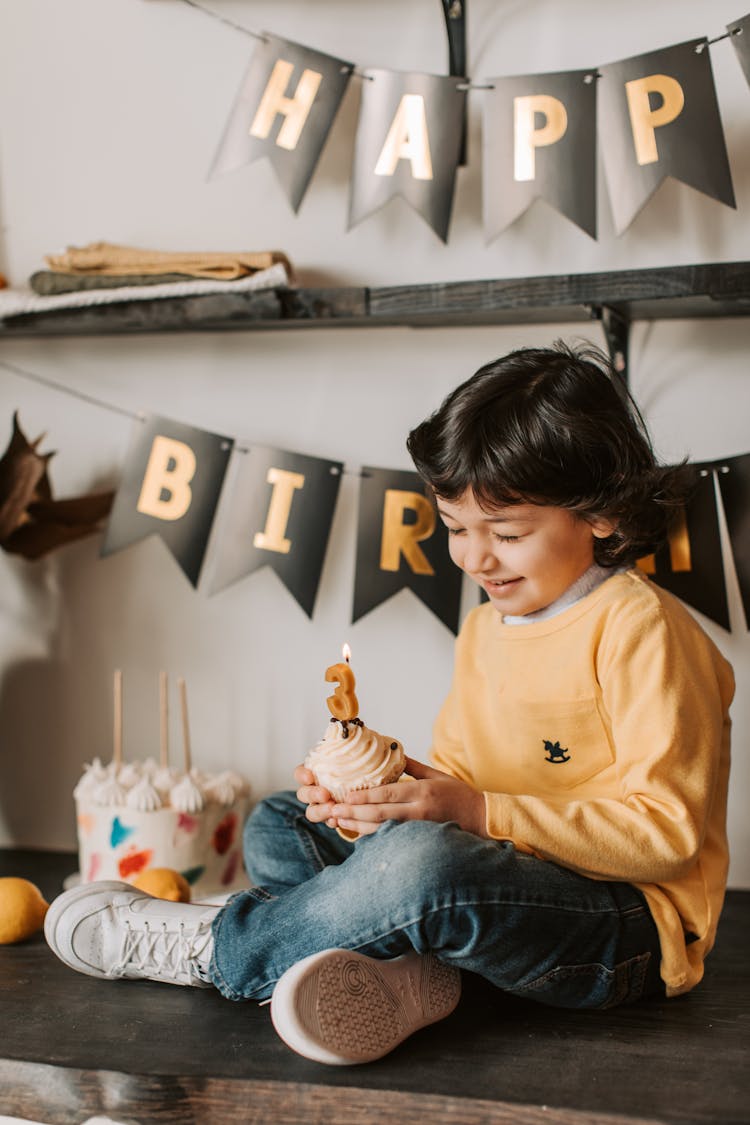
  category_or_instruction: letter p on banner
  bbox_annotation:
[101,414,233,588]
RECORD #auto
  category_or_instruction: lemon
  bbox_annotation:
[131,867,192,903]
[0,877,49,943]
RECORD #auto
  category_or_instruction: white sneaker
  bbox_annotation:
[270,948,461,1065]
[44,880,218,988]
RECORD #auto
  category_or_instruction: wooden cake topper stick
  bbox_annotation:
[159,669,169,770]
[178,676,192,773]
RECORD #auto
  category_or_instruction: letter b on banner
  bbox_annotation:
[101,414,233,587]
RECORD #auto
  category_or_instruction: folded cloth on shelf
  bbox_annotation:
[45,242,295,282]
[30,271,205,295]
[0,262,290,319]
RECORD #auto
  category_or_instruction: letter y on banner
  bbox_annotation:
[353,466,462,632]
[101,414,233,587]
[209,34,354,212]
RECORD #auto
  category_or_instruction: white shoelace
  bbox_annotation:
[112,918,212,984]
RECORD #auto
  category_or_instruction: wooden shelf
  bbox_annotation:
[1,261,750,338]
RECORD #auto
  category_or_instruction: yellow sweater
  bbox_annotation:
[430,569,734,997]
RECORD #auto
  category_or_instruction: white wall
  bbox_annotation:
[0,0,748,886]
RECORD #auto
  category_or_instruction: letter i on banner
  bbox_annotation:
[209,445,343,618]
[352,466,462,632]
[209,34,354,212]
[101,414,234,587]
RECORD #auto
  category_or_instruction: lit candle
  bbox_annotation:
[325,643,359,721]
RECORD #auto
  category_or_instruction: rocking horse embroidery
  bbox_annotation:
[543,739,571,764]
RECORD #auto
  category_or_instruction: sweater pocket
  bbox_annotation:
[507,697,615,793]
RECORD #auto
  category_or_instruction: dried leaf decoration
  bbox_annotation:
[0,412,114,559]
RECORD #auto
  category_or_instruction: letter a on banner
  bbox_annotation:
[101,414,233,587]
[599,38,736,234]
[352,466,462,631]
[483,69,597,240]
[209,445,343,617]
[209,34,354,212]
[349,70,467,241]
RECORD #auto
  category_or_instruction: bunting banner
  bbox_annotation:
[19,391,750,632]
[209,444,343,617]
[348,69,467,242]
[717,451,750,627]
[100,414,233,587]
[209,34,354,212]
[598,38,736,234]
[638,464,729,630]
[728,14,750,87]
[351,467,463,632]
[483,68,598,241]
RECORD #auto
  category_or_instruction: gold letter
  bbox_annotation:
[136,435,196,522]
[249,59,322,151]
[638,506,692,574]
[253,467,305,554]
[374,94,433,181]
[513,94,568,182]
[625,74,685,166]
[380,490,435,575]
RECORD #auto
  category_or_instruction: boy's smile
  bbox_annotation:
[436,490,614,618]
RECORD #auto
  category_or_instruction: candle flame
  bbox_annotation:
[342,643,352,665]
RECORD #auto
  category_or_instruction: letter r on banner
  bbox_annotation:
[374,95,434,180]
[250,58,323,150]
[514,94,568,181]
[625,74,685,165]
[137,435,197,522]
[253,467,306,554]
[380,489,435,574]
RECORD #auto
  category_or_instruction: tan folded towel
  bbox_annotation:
[46,242,295,282]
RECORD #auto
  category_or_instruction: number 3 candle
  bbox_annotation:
[325,643,359,721]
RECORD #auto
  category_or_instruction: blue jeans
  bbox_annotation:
[209,791,663,1007]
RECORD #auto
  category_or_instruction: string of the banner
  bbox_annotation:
[175,0,745,85]
[0,357,355,473]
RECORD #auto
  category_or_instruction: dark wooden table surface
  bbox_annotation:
[1,848,747,1125]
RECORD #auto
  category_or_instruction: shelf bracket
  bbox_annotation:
[592,304,631,386]
[441,0,468,165]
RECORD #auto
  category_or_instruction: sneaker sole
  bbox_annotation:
[270,948,461,1065]
[44,880,133,979]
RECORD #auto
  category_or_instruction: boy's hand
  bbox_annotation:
[309,757,487,838]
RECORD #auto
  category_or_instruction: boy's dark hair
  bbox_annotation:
[406,341,694,567]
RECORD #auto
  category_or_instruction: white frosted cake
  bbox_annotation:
[74,758,252,900]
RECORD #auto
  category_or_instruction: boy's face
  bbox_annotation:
[436,490,612,618]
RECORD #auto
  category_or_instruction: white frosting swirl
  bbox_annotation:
[305,719,405,802]
[73,757,109,800]
[169,772,206,813]
[204,775,237,805]
[125,776,163,812]
[117,762,142,788]
[92,777,128,807]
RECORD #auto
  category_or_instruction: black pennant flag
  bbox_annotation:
[349,69,467,242]
[638,465,729,630]
[727,15,750,89]
[599,38,736,234]
[209,445,343,617]
[716,451,750,628]
[352,467,462,632]
[101,415,233,588]
[483,69,597,240]
[209,34,353,212]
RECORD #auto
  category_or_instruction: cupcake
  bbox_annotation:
[305,717,405,802]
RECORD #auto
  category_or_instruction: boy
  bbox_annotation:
[45,343,733,1066]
